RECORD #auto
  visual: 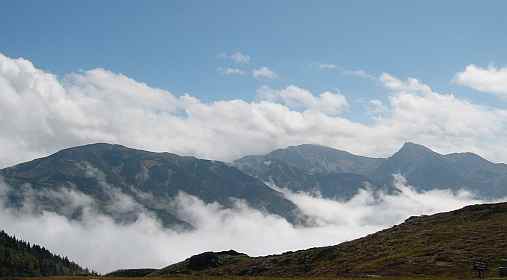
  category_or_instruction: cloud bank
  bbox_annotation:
[2,52,507,169]
[454,64,507,98]
[0,175,500,274]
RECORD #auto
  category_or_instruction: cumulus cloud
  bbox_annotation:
[454,64,507,98]
[0,176,502,274]
[252,66,277,80]
[380,73,433,94]
[257,85,349,115]
[2,52,507,168]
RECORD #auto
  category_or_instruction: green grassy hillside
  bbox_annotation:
[153,202,507,278]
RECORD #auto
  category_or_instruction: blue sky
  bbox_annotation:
[2,1,507,110]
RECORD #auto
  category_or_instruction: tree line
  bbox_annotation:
[0,230,96,277]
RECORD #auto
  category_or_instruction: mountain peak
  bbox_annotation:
[394,142,440,159]
[399,142,433,152]
[57,142,129,153]
[283,144,352,156]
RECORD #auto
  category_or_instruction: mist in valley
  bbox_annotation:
[0,175,501,273]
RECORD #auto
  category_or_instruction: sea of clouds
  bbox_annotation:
[0,175,501,274]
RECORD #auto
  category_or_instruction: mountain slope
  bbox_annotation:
[234,144,382,199]
[0,230,90,277]
[153,202,507,278]
[0,143,301,227]
[235,144,383,176]
[235,143,507,199]
[370,142,507,197]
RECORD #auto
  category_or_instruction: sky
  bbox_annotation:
[2,1,507,103]
[2,1,507,166]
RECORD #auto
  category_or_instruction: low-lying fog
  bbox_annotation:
[0,175,503,273]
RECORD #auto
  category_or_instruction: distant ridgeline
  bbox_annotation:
[0,230,92,277]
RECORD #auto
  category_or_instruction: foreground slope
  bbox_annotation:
[1,143,301,227]
[153,202,507,278]
[0,230,89,277]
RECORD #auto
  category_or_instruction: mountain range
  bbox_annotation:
[1,142,506,229]
[1,142,507,277]
[234,142,507,199]
[0,143,301,228]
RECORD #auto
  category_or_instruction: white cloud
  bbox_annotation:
[257,86,348,115]
[0,176,502,273]
[454,64,507,98]
[380,73,433,94]
[219,51,250,64]
[217,67,246,76]
[1,53,507,168]
[317,64,376,81]
[2,53,507,275]
[342,69,376,80]
[253,67,277,80]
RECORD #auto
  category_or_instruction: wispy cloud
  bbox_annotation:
[319,63,337,70]
[217,67,246,76]
[252,66,277,80]
[318,63,376,81]
[219,51,250,64]
[342,69,377,81]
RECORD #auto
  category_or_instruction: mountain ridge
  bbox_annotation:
[2,141,507,233]
[1,143,303,228]
[234,142,507,199]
